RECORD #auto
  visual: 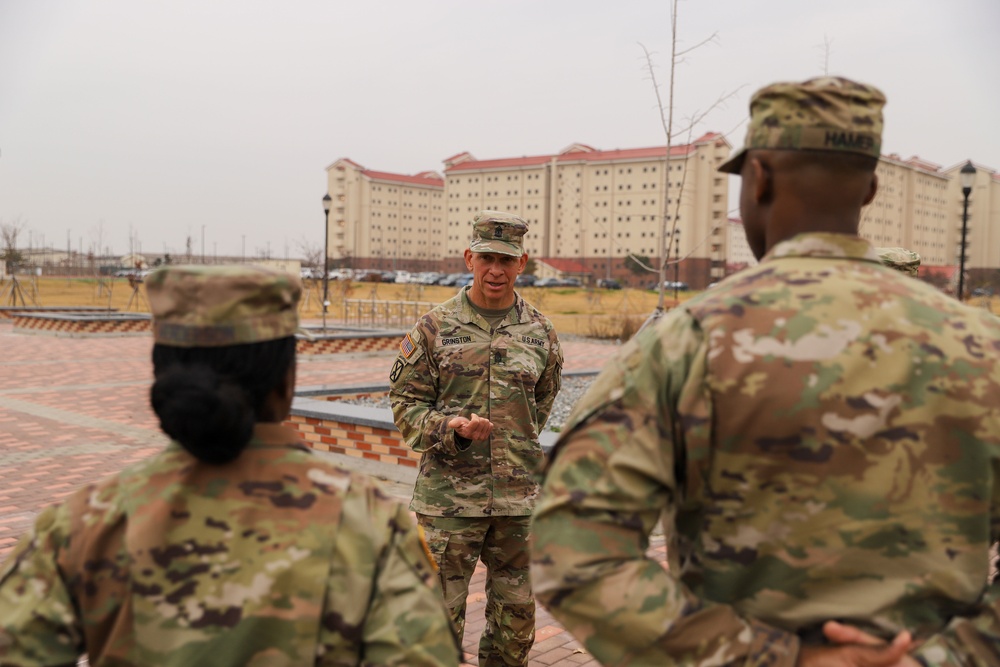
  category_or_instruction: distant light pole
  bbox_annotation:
[322,194,332,331]
[672,229,681,303]
[201,225,205,264]
[958,160,976,302]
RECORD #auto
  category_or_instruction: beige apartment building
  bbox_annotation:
[326,159,446,270]
[326,133,733,287]
[443,133,733,287]
[326,142,1000,291]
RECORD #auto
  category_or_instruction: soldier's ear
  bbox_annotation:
[463,248,474,271]
[863,172,879,206]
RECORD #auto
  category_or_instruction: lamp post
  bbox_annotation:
[201,225,205,264]
[958,160,976,302]
[322,194,332,331]
[672,229,681,303]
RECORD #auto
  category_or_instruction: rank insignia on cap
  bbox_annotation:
[494,225,503,238]
[400,333,416,358]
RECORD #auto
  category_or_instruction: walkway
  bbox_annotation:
[0,320,666,666]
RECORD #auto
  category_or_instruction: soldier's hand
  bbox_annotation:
[797,623,915,667]
[822,622,921,666]
[448,413,493,441]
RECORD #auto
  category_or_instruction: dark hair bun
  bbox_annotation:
[150,365,254,464]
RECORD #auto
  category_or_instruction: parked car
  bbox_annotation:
[654,280,690,292]
[596,278,622,290]
[535,277,581,288]
[515,273,537,287]
[299,267,316,280]
[355,270,383,282]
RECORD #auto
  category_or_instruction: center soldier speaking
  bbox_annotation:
[390,210,562,667]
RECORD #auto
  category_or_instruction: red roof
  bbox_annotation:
[362,169,444,188]
[445,135,727,173]
[539,258,590,274]
[446,154,553,172]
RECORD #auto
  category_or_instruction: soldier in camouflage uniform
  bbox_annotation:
[531,77,1000,666]
[0,265,460,666]
[390,211,562,666]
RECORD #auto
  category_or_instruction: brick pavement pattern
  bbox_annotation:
[0,319,668,666]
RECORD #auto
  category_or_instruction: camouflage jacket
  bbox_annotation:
[390,287,562,517]
[531,233,1000,666]
[0,424,460,666]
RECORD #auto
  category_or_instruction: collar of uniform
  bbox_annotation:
[456,286,528,328]
[763,232,882,264]
[248,422,309,449]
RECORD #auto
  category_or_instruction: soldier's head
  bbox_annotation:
[464,210,528,309]
[146,265,302,464]
[721,76,885,260]
[876,247,921,277]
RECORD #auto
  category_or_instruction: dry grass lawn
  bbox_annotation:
[5,275,996,339]
[2,276,684,338]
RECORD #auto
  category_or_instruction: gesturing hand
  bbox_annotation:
[796,622,918,667]
[448,413,494,441]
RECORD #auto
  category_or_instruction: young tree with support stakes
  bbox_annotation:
[636,0,742,329]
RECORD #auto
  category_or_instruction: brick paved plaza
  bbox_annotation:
[0,317,668,666]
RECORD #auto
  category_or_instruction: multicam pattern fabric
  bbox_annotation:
[876,246,922,276]
[147,264,302,347]
[0,424,460,666]
[719,76,885,174]
[469,210,529,257]
[419,515,535,666]
[531,232,1000,666]
[390,287,562,517]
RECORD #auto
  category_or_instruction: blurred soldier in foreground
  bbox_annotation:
[531,77,1000,666]
[0,265,459,666]
[390,211,562,666]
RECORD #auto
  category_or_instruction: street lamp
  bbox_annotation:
[672,229,681,303]
[958,160,976,302]
[322,193,332,330]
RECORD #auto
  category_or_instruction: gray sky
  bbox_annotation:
[2,0,998,259]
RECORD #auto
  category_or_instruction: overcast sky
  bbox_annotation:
[2,0,998,259]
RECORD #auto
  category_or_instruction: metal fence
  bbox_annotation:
[342,299,436,328]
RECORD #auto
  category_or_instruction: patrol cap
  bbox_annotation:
[719,76,886,174]
[147,265,302,347]
[876,247,921,276]
[469,210,528,257]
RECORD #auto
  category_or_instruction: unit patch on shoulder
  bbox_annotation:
[400,333,416,358]
[390,358,404,382]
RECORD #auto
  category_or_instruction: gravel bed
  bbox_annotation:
[336,374,597,432]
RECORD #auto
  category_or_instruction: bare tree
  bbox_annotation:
[639,0,743,322]
[297,237,323,272]
[1,217,28,272]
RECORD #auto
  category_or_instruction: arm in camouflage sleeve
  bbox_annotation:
[530,313,800,667]
[360,502,462,666]
[0,504,84,665]
[389,327,464,455]
[533,330,563,431]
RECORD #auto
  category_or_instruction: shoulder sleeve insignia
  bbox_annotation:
[400,333,417,358]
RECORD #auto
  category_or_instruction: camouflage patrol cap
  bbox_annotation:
[876,247,921,276]
[146,265,302,347]
[719,76,886,174]
[469,210,528,257]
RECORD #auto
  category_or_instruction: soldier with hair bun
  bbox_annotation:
[0,264,459,666]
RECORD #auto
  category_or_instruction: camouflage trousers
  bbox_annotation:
[417,514,534,667]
